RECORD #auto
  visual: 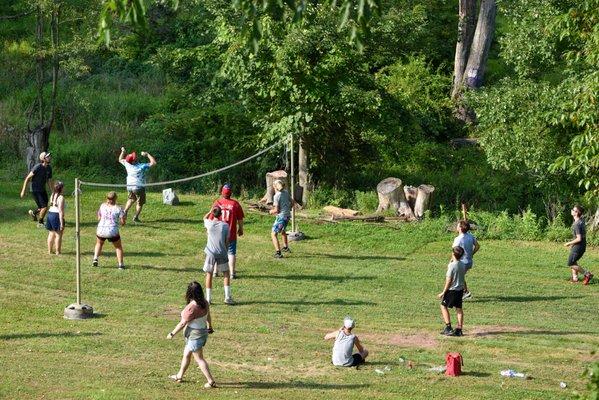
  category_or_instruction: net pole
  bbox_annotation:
[75,178,81,305]
[290,133,296,233]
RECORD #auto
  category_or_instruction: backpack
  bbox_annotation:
[445,352,463,376]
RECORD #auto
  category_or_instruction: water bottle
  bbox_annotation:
[500,369,526,378]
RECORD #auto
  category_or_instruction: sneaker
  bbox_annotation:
[28,209,38,221]
[274,251,283,259]
[451,328,463,337]
[92,259,98,267]
[118,264,125,270]
[441,326,453,336]
[224,297,235,305]
[231,273,237,279]
[462,291,472,300]
[37,222,45,228]
[583,272,594,285]
[133,217,141,223]
[282,246,291,253]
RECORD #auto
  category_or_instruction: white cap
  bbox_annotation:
[39,151,51,161]
[343,317,355,329]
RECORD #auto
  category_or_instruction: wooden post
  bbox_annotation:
[290,133,296,233]
[461,203,468,220]
[75,178,81,305]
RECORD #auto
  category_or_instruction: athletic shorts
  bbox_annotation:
[185,335,207,352]
[32,191,48,209]
[97,235,121,243]
[128,188,146,205]
[567,245,586,266]
[349,353,365,367]
[228,240,237,256]
[45,212,61,232]
[203,253,229,274]
[441,290,464,309]
[272,215,290,233]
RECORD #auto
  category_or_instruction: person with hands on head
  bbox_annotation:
[118,147,156,223]
[167,281,216,389]
[324,317,369,367]
[20,151,53,227]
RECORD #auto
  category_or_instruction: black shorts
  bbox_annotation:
[441,290,464,309]
[349,353,365,367]
[567,245,586,266]
[128,188,146,205]
[97,235,121,243]
[32,191,48,209]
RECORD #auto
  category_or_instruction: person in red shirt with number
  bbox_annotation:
[212,183,244,279]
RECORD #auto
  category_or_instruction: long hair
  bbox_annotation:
[53,181,64,195]
[185,281,207,308]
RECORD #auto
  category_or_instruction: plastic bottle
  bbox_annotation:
[500,369,526,378]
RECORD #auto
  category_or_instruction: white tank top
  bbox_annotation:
[48,193,63,213]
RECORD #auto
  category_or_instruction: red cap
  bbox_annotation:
[221,183,232,197]
[125,152,137,163]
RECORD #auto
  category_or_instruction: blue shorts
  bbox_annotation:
[185,335,207,352]
[46,212,61,232]
[272,215,290,234]
[228,240,237,256]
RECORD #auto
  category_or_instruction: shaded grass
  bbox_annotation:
[0,182,598,399]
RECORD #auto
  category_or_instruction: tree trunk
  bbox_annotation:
[403,185,418,212]
[451,0,477,99]
[414,184,435,219]
[26,124,51,171]
[376,177,414,219]
[260,170,288,204]
[298,137,309,206]
[463,0,496,90]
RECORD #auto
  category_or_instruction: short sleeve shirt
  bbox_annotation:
[452,232,477,265]
[572,219,586,246]
[30,163,52,192]
[96,203,124,238]
[212,198,244,241]
[119,160,150,190]
[204,218,229,258]
[446,260,466,291]
[273,190,292,218]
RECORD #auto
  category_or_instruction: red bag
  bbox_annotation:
[445,352,463,376]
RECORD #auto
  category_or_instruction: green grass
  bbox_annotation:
[0,181,598,399]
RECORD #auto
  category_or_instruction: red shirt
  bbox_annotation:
[212,197,244,241]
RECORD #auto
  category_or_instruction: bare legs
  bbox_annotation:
[124,199,143,220]
[47,231,63,255]
[93,238,124,266]
[440,305,464,330]
[173,348,215,385]
[271,231,288,252]
[228,254,236,277]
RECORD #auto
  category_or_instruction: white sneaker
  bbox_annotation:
[224,297,235,305]
[462,291,472,300]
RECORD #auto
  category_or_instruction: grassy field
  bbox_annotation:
[0,181,598,400]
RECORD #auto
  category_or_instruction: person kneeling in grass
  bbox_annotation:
[167,281,216,388]
[438,246,466,337]
[324,317,369,367]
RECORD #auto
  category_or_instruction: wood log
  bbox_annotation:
[260,170,288,204]
[414,184,435,218]
[323,206,361,218]
[403,185,418,212]
[330,214,385,222]
[376,177,414,219]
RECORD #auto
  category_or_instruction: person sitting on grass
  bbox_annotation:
[324,317,369,367]
[452,220,480,299]
[93,191,126,269]
[45,181,65,255]
[167,281,216,389]
[438,246,466,337]
[269,179,293,258]
[203,206,234,305]
[565,205,593,285]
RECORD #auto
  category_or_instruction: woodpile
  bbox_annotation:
[260,170,288,204]
[376,177,435,220]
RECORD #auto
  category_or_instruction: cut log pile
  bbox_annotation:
[376,177,435,220]
[260,170,288,204]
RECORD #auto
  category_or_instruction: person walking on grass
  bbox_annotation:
[324,317,369,367]
[438,246,466,337]
[452,220,479,299]
[20,151,53,227]
[93,191,126,269]
[167,281,216,389]
[45,181,65,255]
[565,205,593,285]
[203,206,234,305]
[212,183,244,279]
[118,147,156,223]
[270,179,293,259]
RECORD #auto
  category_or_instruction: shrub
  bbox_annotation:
[354,190,379,213]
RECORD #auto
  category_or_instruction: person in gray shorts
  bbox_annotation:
[202,206,234,305]
[324,317,369,367]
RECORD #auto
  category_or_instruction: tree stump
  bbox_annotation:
[414,184,435,218]
[376,177,415,219]
[260,170,288,204]
[403,185,418,211]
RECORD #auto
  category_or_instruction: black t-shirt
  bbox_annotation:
[30,163,52,192]
[572,219,586,246]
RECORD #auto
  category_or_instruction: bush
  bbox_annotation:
[308,187,354,209]
[354,190,379,213]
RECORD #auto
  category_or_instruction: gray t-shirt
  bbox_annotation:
[572,219,586,247]
[204,219,229,258]
[446,260,466,291]
[273,190,292,218]
[452,232,477,266]
[332,330,355,366]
